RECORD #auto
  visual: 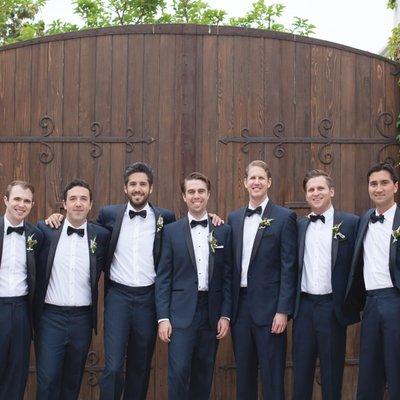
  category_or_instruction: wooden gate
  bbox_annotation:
[0,24,399,399]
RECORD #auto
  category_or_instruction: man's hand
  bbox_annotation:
[45,213,64,228]
[209,213,224,226]
[158,320,172,343]
[271,313,287,334]
[216,317,230,339]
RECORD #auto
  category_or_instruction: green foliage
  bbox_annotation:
[387,0,397,10]
[388,24,400,61]
[45,19,79,35]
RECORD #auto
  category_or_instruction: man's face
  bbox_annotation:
[305,176,334,215]
[4,185,34,225]
[63,186,92,225]
[182,179,210,217]
[368,170,398,211]
[244,166,271,204]
[124,172,153,210]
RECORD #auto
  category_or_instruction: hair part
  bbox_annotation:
[367,162,398,184]
[302,169,334,192]
[124,162,154,186]
[245,160,272,179]
[181,172,211,193]
[63,179,92,202]
[5,180,34,199]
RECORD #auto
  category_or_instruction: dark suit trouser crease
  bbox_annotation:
[0,297,30,400]
[292,294,346,400]
[232,291,286,400]
[100,282,157,400]
[168,293,218,400]
[357,288,400,400]
[36,305,92,400]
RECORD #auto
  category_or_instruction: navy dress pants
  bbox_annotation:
[0,296,31,400]
[36,305,92,400]
[100,281,157,400]
[292,293,346,400]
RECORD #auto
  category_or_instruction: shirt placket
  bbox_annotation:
[69,235,77,305]
[132,221,139,282]
[314,224,322,292]
[9,235,16,295]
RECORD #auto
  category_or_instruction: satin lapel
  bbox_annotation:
[249,201,273,266]
[0,217,3,267]
[45,221,64,283]
[298,218,310,277]
[87,223,97,293]
[152,205,162,265]
[354,211,373,260]
[184,218,197,271]
[208,217,215,283]
[236,208,246,273]
[107,205,125,264]
[24,224,36,298]
[389,206,400,282]
[331,210,340,271]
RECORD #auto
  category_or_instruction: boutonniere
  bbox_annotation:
[391,226,400,244]
[332,222,345,240]
[26,234,37,251]
[90,236,97,254]
[156,215,164,233]
[258,218,274,230]
[208,230,224,253]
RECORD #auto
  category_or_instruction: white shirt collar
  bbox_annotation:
[126,202,151,215]
[3,216,24,232]
[309,205,334,222]
[188,211,208,223]
[375,203,397,223]
[64,218,87,231]
[248,197,269,213]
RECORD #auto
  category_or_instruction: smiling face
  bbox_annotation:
[124,172,153,210]
[182,179,210,219]
[305,176,334,215]
[244,165,271,207]
[368,170,398,214]
[63,186,92,227]
[4,185,34,226]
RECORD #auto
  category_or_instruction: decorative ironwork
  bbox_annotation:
[0,116,156,164]
[219,114,398,165]
[390,61,400,77]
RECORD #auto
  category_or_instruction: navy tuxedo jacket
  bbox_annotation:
[34,220,110,334]
[228,201,297,326]
[97,203,176,279]
[295,210,360,326]
[345,206,400,314]
[155,217,233,329]
[0,216,43,327]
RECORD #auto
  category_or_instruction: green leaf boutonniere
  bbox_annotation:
[258,218,274,230]
[208,230,224,253]
[26,234,37,251]
[90,236,97,254]
[392,226,400,244]
[332,222,345,240]
[156,215,164,233]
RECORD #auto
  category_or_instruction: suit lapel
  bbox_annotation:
[353,210,373,264]
[24,224,36,298]
[389,206,400,282]
[249,201,273,266]
[107,205,125,265]
[87,223,97,294]
[236,208,246,273]
[208,217,214,283]
[0,217,3,267]
[184,217,197,271]
[152,205,162,266]
[45,221,64,283]
[331,210,340,271]
[298,217,310,278]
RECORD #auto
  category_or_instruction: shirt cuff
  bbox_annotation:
[220,316,230,321]
[158,318,169,324]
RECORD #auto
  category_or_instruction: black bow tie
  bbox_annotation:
[309,214,325,223]
[129,209,147,219]
[7,226,24,235]
[190,219,208,229]
[67,226,85,237]
[370,213,384,224]
[246,206,262,217]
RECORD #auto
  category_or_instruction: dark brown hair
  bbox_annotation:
[181,172,211,193]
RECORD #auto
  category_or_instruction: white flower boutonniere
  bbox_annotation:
[392,226,400,244]
[26,234,37,251]
[258,218,274,230]
[156,215,164,233]
[208,230,224,253]
[90,236,97,254]
[332,222,345,240]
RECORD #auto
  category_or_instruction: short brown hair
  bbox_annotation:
[63,179,92,202]
[302,169,334,192]
[5,180,34,199]
[245,160,272,179]
[367,162,398,184]
[181,172,211,193]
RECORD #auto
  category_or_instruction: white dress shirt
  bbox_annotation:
[0,217,28,297]
[110,202,156,287]
[241,197,269,287]
[363,203,396,290]
[45,219,91,306]
[188,212,210,291]
[301,206,334,295]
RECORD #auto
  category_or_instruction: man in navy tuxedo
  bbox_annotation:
[35,179,110,400]
[0,180,43,400]
[227,160,297,400]
[293,170,359,400]
[345,163,400,400]
[156,172,232,400]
